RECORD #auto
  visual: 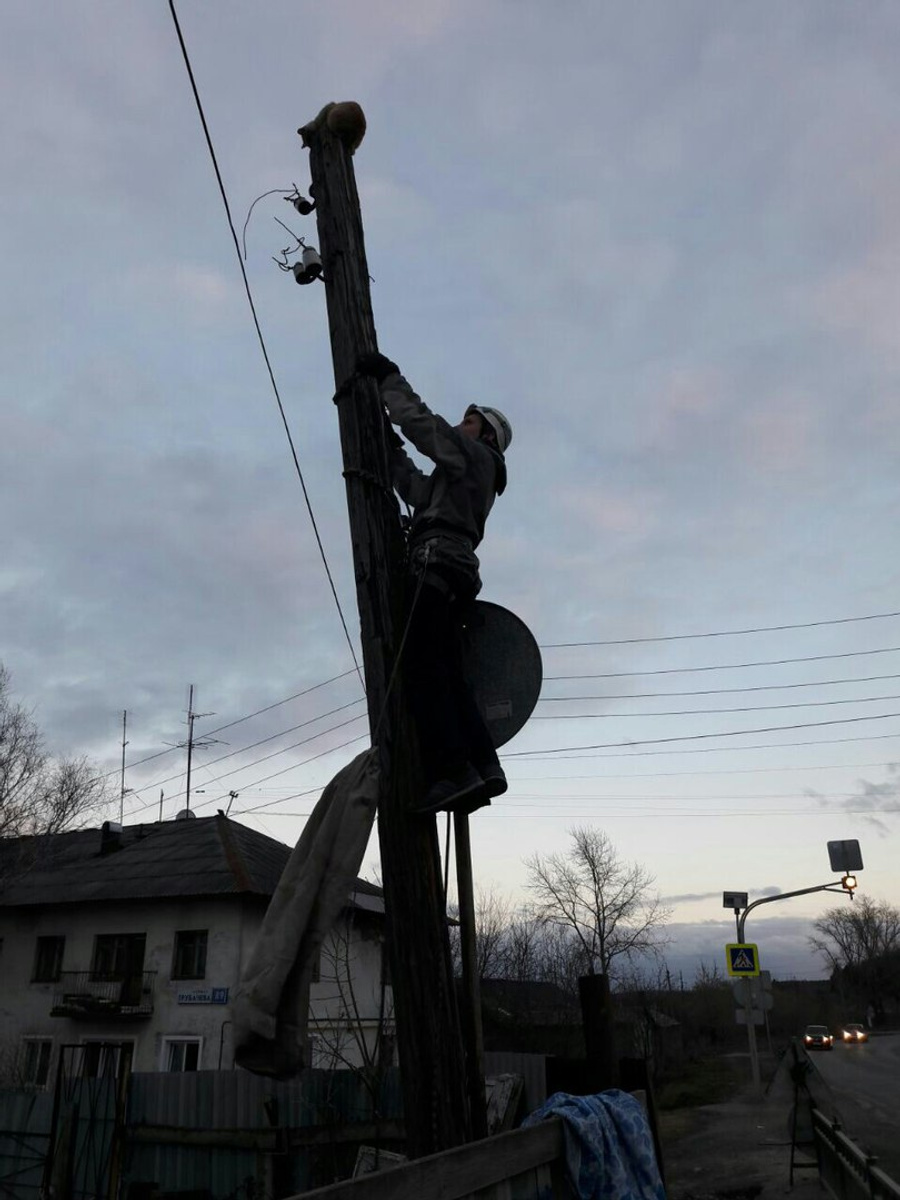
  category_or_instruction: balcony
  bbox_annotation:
[50,970,156,1019]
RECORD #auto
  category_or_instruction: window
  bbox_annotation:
[32,936,65,983]
[92,933,146,980]
[81,1041,133,1079]
[171,930,207,980]
[308,1035,329,1069]
[163,1038,201,1072]
[21,1039,52,1087]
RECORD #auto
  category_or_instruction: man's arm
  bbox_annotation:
[379,372,469,479]
[356,353,470,477]
[390,443,431,506]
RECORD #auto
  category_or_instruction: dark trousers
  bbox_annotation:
[402,575,497,783]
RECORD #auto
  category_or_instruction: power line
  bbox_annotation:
[540,608,900,648]
[201,673,361,739]
[546,645,900,681]
[509,711,900,757]
[167,1,364,689]
[122,701,365,806]
[540,672,900,700]
[509,729,900,761]
[123,712,367,819]
[91,667,362,787]
[533,693,900,719]
[190,732,369,812]
[509,759,900,780]
[445,805,900,819]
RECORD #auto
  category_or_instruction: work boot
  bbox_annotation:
[476,758,508,798]
[411,763,487,815]
[454,760,507,816]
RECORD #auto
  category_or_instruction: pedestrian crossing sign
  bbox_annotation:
[726,943,760,977]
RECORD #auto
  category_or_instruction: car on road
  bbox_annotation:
[841,1023,869,1044]
[803,1024,834,1050]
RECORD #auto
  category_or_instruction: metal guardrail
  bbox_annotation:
[50,970,156,1018]
[814,1108,900,1200]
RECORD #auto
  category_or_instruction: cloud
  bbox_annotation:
[662,890,722,905]
[665,913,830,982]
[811,237,900,369]
[803,765,900,835]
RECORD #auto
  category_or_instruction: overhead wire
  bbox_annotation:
[510,711,900,756]
[540,607,900,648]
[109,660,900,790]
[509,729,900,760]
[167,0,364,690]
[533,692,900,719]
[540,672,900,700]
[122,699,364,805]
[546,645,900,680]
[123,709,367,819]
[113,595,900,823]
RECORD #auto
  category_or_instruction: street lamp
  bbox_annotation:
[724,840,864,1095]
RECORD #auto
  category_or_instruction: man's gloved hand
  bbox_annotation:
[355,352,400,384]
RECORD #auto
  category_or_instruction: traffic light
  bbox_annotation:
[841,874,857,893]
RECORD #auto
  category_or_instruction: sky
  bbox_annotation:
[3,1,900,985]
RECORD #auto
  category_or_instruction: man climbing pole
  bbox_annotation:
[356,351,512,816]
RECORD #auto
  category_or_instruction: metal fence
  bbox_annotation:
[0,1050,551,1199]
[814,1109,900,1200]
[0,1064,406,1200]
[0,1091,52,1199]
[125,1067,405,1198]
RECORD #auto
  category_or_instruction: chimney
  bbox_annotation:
[100,820,124,855]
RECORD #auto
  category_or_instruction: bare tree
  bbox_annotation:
[0,666,107,840]
[525,826,671,983]
[308,909,395,1091]
[448,887,516,981]
[809,895,900,973]
[693,959,728,988]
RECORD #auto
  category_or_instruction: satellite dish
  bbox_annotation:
[459,601,542,748]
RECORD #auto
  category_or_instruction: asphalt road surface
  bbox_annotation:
[804,1032,900,1181]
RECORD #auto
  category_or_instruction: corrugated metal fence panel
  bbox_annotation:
[0,1081,118,1200]
[0,1090,53,1199]
[124,1069,405,1199]
[128,1068,403,1127]
[1,1071,408,1200]
[484,1052,547,1114]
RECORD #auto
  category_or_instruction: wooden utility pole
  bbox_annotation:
[299,102,472,1155]
[454,813,489,1140]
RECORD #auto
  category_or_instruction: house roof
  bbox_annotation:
[0,815,383,911]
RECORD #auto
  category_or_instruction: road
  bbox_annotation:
[804,1032,900,1181]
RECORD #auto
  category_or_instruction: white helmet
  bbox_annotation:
[466,404,512,453]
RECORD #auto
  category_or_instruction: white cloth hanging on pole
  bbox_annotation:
[233,748,380,1077]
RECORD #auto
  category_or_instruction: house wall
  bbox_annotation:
[0,896,390,1082]
[308,912,394,1070]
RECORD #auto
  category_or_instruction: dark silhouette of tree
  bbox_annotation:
[810,896,900,973]
[810,895,900,1017]
[0,665,108,840]
[524,826,672,983]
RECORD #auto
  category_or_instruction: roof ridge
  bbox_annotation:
[215,812,254,892]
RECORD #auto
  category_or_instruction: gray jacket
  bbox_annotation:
[380,371,506,588]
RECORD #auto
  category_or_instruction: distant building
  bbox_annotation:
[0,815,391,1087]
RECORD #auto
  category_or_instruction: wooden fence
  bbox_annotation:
[289,1118,566,1200]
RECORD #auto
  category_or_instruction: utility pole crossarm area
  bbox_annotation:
[299,102,472,1156]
